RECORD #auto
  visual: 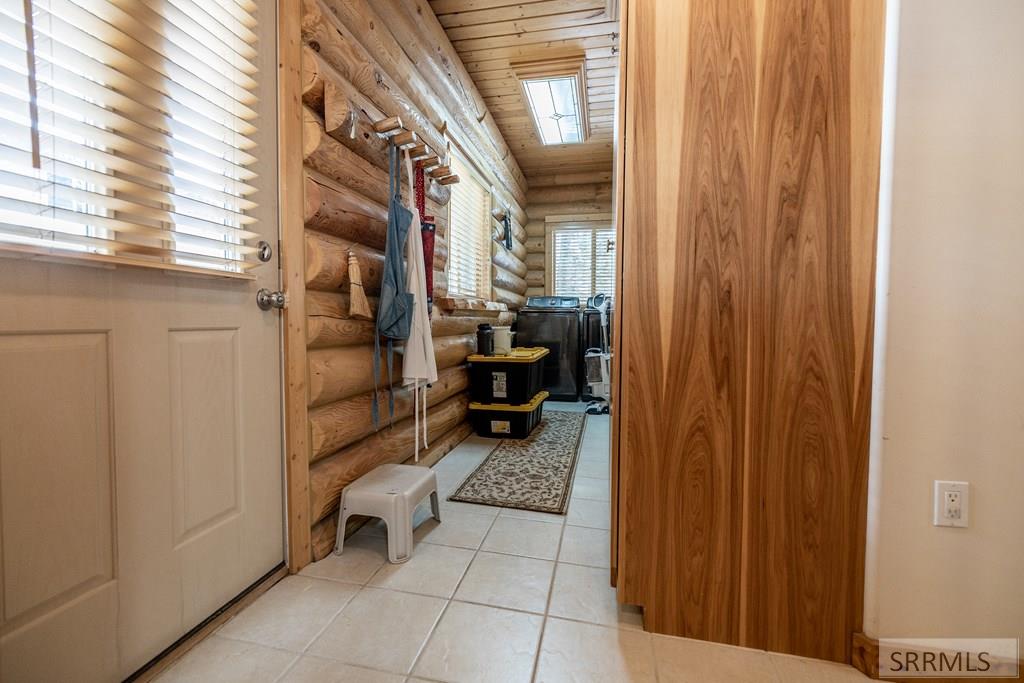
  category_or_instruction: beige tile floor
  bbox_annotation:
[158,404,869,683]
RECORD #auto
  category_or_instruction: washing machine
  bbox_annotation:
[514,296,582,401]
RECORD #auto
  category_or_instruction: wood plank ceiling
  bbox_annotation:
[429,0,619,180]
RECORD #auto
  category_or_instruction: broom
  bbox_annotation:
[347,250,373,320]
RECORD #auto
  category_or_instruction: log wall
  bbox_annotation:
[293,0,529,565]
[525,179,614,297]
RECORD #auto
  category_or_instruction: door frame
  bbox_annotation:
[278,0,312,574]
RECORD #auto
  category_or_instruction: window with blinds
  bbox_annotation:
[447,155,490,298]
[551,225,615,299]
[0,0,261,276]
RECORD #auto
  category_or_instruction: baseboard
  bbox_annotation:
[852,632,881,678]
[852,632,1022,682]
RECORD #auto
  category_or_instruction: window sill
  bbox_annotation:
[435,296,509,317]
[0,244,257,281]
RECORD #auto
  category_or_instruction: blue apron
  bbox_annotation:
[373,142,414,426]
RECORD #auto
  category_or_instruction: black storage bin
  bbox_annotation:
[467,347,549,405]
[469,391,549,439]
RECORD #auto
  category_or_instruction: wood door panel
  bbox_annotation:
[618,0,756,641]
[746,0,880,661]
[615,0,884,660]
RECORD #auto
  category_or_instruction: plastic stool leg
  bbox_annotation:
[333,511,349,555]
[429,491,441,522]
[385,519,407,563]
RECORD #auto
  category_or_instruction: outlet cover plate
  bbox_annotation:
[933,480,969,528]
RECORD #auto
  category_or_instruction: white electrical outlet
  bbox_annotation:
[933,481,969,528]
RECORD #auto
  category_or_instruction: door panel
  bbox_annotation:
[616,0,754,642]
[614,0,884,661]
[0,331,119,682]
[0,0,283,676]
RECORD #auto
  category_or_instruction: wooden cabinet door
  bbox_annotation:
[613,0,884,662]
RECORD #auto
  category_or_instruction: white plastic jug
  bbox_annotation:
[493,326,514,355]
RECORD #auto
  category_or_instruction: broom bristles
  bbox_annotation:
[347,251,373,320]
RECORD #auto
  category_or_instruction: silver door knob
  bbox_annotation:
[257,288,287,310]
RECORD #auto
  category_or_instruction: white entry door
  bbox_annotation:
[0,1,284,678]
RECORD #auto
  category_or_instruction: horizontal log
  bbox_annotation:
[510,218,527,243]
[527,183,613,205]
[431,310,515,337]
[492,285,526,310]
[493,265,528,295]
[509,235,527,261]
[304,170,387,250]
[303,48,394,171]
[308,364,469,460]
[433,235,448,271]
[301,0,447,156]
[525,286,544,298]
[491,241,528,278]
[525,237,545,254]
[307,333,475,407]
[368,0,527,200]
[529,171,614,186]
[525,221,545,238]
[305,228,445,298]
[305,230,384,293]
[525,253,545,270]
[527,200,613,220]
[435,297,508,317]
[306,290,490,346]
[308,393,469,523]
[304,107,391,208]
[309,420,474,561]
[434,268,448,297]
[306,290,380,319]
[526,271,545,288]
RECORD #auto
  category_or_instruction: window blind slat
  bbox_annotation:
[0,0,261,275]
[30,6,258,120]
[42,1,258,105]
[161,0,259,52]
[447,156,490,298]
[551,224,615,299]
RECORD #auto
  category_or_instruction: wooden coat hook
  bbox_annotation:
[372,116,403,135]
[418,155,441,170]
[408,143,430,160]
[429,165,451,179]
[438,175,460,186]
[392,130,417,148]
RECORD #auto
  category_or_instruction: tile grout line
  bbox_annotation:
[403,508,503,680]
[529,495,571,683]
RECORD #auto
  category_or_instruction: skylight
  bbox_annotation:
[523,76,585,145]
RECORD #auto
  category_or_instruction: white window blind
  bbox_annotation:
[551,225,615,299]
[0,0,261,276]
[447,155,490,298]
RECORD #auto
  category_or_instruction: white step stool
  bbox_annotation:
[333,464,440,563]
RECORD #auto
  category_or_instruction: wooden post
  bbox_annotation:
[279,0,311,572]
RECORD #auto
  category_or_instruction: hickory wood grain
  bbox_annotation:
[613,0,883,663]
[617,0,754,643]
[745,0,881,663]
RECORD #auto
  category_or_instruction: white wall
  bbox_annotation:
[864,0,1024,642]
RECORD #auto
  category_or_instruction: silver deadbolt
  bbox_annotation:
[257,240,273,262]
[257,288,287,310]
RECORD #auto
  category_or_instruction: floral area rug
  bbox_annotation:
[448,411,586,514]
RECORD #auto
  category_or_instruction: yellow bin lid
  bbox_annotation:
[467,347,550,363]
[469,390,549,412]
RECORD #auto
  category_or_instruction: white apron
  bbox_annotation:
[401,150,438,460]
